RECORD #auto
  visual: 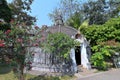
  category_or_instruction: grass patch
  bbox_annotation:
[0,71,76,80]
[28,75,76,80]
[0,71,36,80]
[0,63,76,80]
[0,63,34,80]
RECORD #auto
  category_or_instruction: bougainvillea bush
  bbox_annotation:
[0,20,41,80]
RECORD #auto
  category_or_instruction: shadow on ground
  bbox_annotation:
[28,75,60,80]
[0,63,12,74]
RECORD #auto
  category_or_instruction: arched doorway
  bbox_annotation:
[75,32,82,66]
[75,46,81,65]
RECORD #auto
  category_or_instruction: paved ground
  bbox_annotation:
[28,66,120,80]
[78,69,120,80]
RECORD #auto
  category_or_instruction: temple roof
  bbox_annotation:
[41,25,78,37]
[38,25,79,43]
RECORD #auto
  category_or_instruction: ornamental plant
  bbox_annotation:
[80,17,120,70]
[0,20,41,80]
[42,32,77,74]
[43,32,75,74]
[91,44,111,70]
[43,32,76,59]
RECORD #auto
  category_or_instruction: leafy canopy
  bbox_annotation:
[43,32,76,59]
[0,0,12,23]
[80,17,120,70]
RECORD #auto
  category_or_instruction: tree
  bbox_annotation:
[0,0,12,31]
[82,0,107,25]
[0,0,12,23]
[49,0,81,26]
[80,17,120,70]
[81,0,120,25]
[107,0,120,18]
[8,0,36,26]
[44,32,75,59]
[0,21,41,80]
[49,8,63,25]
[43,32,76,74]
[59,0,80,21]
[50,0,120,26]
[65,12,83,29]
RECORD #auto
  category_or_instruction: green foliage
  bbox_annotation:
[8,0,36,25]
[0,0,12,23]
[66,12,83,29]
[0,0,12,31]
[82,0,107,25]
[49,0,120,26]
[91,40,120,70]
[80,17,120,70]
[80,17,120,46]
[0,21,41,80]
[49,0,81,25]
[43,32,76,59]
[91,45,111,70]
[82,0,120,25]
[0,22,11,31]
[0,22,31,80]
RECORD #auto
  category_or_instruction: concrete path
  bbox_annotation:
[78,69,120,80]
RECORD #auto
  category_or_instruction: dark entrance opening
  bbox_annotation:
[75,46,81,65]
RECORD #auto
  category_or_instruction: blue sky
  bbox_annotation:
[30,0,87,27]
[7,0,87,27]
[7,0,59,27]
[30,0,59,27]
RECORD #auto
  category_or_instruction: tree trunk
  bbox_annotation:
[19,65,25,80]
[19,75,24,80]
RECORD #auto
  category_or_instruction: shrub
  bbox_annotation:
[80,17,120,70]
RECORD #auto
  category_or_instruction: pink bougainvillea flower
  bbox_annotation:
[7,30,11,33]
[0,40,4,43]
[27,61,32,64]
[33,43,39,46]
[6,36,10,38]
[5,30,11,34]
[10,19,14,23]
[41,37,45,41]
[34,26,39,30]
[17,38,23,43]
[0,40,5,47]
[35,39,40,43]
[0,43,5,47]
